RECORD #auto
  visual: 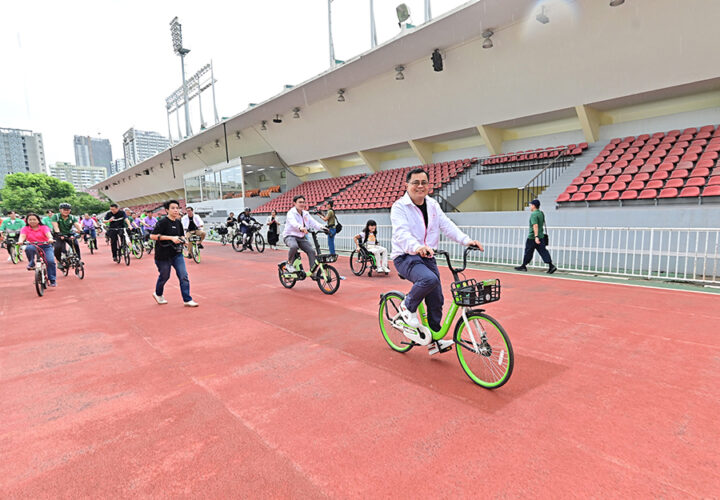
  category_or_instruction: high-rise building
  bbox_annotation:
[0,127,46,188]
[123,128,170,167]
[48,162,108,190]
[74,135,112,169]
[110,158,127,175]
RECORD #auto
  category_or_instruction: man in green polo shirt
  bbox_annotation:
[51,203,84,269]
[514,199,556,274]
[1,211,26,262]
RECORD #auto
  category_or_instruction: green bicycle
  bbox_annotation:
[184,235,202,264]
[378,246,513,389]
[2,231,23,264]
[277,229,340,294]
[130,229,144,259]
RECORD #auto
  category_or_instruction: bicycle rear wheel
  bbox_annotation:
[254,233,265,253]
[316,264,340,294]
[349,250,366,276]
[62,259,70,276]
[89,239,94,254]
[454,311,514,389]
[378,291,413,353]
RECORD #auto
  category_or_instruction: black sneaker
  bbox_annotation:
[548,264,557,274]
[514,265,527,271]
[198,243,204,249]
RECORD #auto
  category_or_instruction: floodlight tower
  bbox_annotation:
[170,16,192,138]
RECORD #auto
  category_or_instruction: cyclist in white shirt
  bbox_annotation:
[282,195,324,272]
[181,206,206,249]
[391,168,483,340]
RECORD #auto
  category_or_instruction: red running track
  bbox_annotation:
[1,242,719,497]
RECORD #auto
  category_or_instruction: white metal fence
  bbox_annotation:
[314,225,720,284]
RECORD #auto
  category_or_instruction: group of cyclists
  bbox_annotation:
[4,168,484,333]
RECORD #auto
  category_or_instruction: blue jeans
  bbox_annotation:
[83,227,97,240]
[155,253,192,302]
[393,254,443,332]
[327,227,337,255]
[25,244,57,282]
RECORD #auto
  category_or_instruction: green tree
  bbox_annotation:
[0,173,109,215]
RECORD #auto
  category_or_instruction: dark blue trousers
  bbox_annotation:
[393,254,443,332]
[155,253,192,302]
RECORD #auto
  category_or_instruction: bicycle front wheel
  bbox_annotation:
[254,233,265,253]
[124,248,131,266]
[349,250,366,276]
[232,235,244,252]
[378,291,413,353]
[454,311,513,389]
[89,239,94,255]
[10,245,19,264]
[132,241,144,259]
[316,264,340,294]
[75,263,85,280]
[35,268,44,297]
[278,264,297,288]
[192,244,201,263]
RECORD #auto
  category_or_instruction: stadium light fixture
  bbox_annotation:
[396,3,410,27]
[293,107,301,119]
[273,114,282,124]
[482,30,494,49]
[536,5,549,24]
[609,0,625,5]
[395,65,405,80]
[169,17,192,139]
[260,121,267,131]
[337,89,346,102]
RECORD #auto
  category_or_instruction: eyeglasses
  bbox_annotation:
[409,180,429,186]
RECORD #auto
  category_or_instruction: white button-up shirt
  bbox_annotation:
[390,193,471,259]
[282,207,324,239]
[181,214,204,231]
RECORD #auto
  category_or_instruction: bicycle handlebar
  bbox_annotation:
[434,245,482,276]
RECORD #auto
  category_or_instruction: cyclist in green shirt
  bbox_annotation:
[1,211,26,261]
[51,203,84,269]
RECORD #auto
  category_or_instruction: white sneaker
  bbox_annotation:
[152,293,168,305]
[383,267,391,273]
[399,299,421,328]
[6,256,11,262]
[428,339,454,355]
[184,300,199,307]
[285,262,295,273]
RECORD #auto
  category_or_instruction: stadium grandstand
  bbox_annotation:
[92,0,720,283]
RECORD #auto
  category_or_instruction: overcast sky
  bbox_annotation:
[1,0,470,167]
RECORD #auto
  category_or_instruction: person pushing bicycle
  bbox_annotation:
[104,203,133,262]
[391,168,483,347]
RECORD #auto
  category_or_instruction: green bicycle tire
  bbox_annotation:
[454,311,514,389]
[378,291,413,353]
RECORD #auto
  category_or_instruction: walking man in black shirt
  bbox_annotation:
[151,200,198,307]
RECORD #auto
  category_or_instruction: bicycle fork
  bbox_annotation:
[460,308,489,355]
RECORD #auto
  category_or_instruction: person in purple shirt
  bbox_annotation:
[142,213,158,242]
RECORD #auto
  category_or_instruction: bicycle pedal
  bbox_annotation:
[428,340,454,355]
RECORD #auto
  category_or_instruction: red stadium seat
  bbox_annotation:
[679,187,700,197]
[658,188,678,198]
[702,185,720,197]
[670,169,689,179]
[685,177,706,188]
[620,190,638,200]
[603,190,620,201]
[646,180,664,190]
[664,178,684,189]
[570,192,586,202]
[638,189,657,199]
[627,180,645,190]
[586,191,603,201]
[556,193,571,202]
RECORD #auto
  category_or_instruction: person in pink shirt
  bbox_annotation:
[18,212,57,286]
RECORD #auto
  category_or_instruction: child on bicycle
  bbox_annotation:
[354,219,390,274]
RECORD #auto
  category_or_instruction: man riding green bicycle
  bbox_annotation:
[391,168,483,350]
